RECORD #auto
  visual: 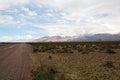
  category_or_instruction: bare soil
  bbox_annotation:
[0,43,33,80]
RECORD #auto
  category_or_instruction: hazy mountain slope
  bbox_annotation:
[33,36,81,42]
[34,33,120,42]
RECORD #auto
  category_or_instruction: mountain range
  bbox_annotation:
[33,33,120,42]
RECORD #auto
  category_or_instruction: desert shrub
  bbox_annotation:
[58,48,67,53]
[35,67,55,80]
[59,74,65,80]
[81,52,88,54]
[68,50,74,53]
[33,48,39,52]
[32,66,65,80]
[106,49,116,54]
[49,55,52,60]
[102,61,114,68]
[77,49,83,52]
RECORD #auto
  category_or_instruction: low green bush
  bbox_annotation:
[35,67,55,80]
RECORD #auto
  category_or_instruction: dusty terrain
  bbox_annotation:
[30,42,120,80]
[1,42,120,80]
[0,43,32,80]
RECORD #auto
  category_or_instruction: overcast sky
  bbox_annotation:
[0,0,120,42]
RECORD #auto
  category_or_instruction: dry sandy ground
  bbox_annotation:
[0,43,33,80]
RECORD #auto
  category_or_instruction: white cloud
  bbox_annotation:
[33,23,120,37]
[0,0,30,10]
[0,35,33,42]
[46,13,54,17]
[0,15,14,25]
[33,0,119,17]
[22,7,37,17]
[0,0,120,41]
[31,0,120,34]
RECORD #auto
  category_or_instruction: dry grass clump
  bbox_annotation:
[30,42,120,54]
[29,41,120,80]
[101,61,114,68]
[106,49,116,54]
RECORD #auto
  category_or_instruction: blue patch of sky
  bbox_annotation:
[0,3,74,38]
[80,19,88,24]
[0,4,50,37]
[0,4,71,24]
[95,13,109,18]
[0,25,26,36]
[23,25,49,37]
[0,7,22,21]
[0,25,48,37]
[20,25,49,37]
[29,28,49,37]
[25,4,70,24]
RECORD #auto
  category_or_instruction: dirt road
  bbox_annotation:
[0,43,33,80]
